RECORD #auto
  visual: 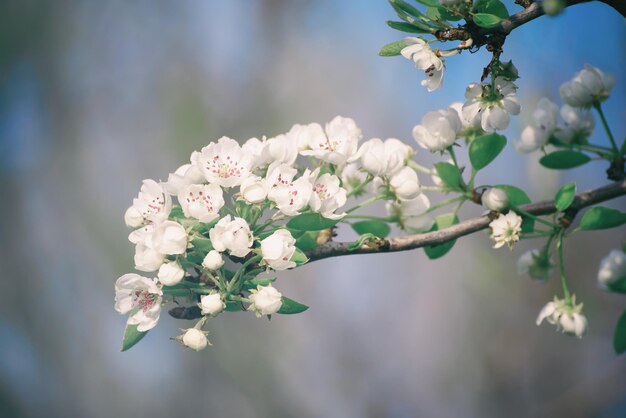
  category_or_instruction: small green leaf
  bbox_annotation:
[286,213,339,231]
[424,213,459,259]
[277,297,309,315]
[352,220,391,238]
[169,206,185,219]
[414,0,440,7]
[390,0,428,18]
[555,182,577,212]
[473,0,509,18]
[243,277,276,291]
[434,162,464,191]
[379,40,408,57]
[473,13,502,28]
[295,231,319,252]
[579,207,626,230]
[191,237,213,253]
[225,301,245,312]
[426,5,462,21]
[494,185,531,206]
[348,233,378,251]
[539,150,591,169]
[614,310,626,354]
[386,20,431,33]
[290,248,309,266]
[121,323,147,352]
[469,133,507,170]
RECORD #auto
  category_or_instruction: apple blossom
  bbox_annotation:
[309,173,347,219]
[536,296,588,338]
[517,249,553,281]
[481,188,509,212]
[124,179,172,228]
[199,293,226,316]
[412,108,462,152]
[197,136,252,187]
[515,97,559,153]
[266,164,315,216]
[130,226,167,272]
[389,167,421,201]
[554,105,595,144]
[178,183,224,223]
[247,285,283,317]
[400,37,444,92]
[359,138,412,176]
[242,137,271,170]
[286,122,327,152]
[260,229,297,271]
[115,273,163,332]
[164,152,206,195]
[152,220,188,255]
[157,261,185,286]
[264,133,299,166]
[559,64,615,107]
[202,250,224,271]
[181,328,210,351]
[462,77,520,132]
[340,162,368,196]
[598,249,626,291]
[239,175,268,204]
[489,211,522,249]
[300,116,362,165]
[209,215,253,258]
[387,194,433,233]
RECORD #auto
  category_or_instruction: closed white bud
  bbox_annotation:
[202,250,224,271]
[389,167,421,201]
[481,188,509,212]
[517,249,554,281]
[248,285,283,317]
[157,261,185,286]
[559,64,615,108]
[598,249,626,291]
[199,293,226,316]
[181,328,209,351]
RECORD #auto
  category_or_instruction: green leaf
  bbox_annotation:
[494,185,531,206]
[388,1,438,31]
[426,5,462,21]
[614,310,626,354]
[579,207,626,230]
[390,0,428,18]
[291,248,309,266]
[472,13,502,28]
[414,0,440,6]
[225,301,245,312]
[424,213,459,259]
[352,220,391,238]
[287,213,339,231]
[434,162,464,191]
[295,231,319,252]
[191,237,213,253]
[348,233,378,251]
[121,323,147,352]
[473,0,509,18]
[386,20,431,33]
[379,40,408,57]
[539,150,591,169]
[469,133,507,170]
[607,278,626,294]
[169,206,185,219]
[243,277,276,291]
[555,182,577,212]
[277,297,309,315]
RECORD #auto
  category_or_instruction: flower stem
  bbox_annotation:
[426,195,466,214]
[346,194,385,214]
[593,102,619,156]
[407,160,433,174]
[509,205,556,228]
[557,230,572,304]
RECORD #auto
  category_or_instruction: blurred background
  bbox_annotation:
[1,1,625,417]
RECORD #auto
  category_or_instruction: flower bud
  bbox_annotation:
[240,176,268,204]
[124,206,144,228]
[152,220,188,255]
[202,250,224,271]
[157,261,184,286]
[260,230,296,271]
[199,293,226,316]
[481,188,509,212]
[517,249,553,281]
[247,285,283,317]
[182,328,209,351]
[389,167,421,201]
[598,249,626,292]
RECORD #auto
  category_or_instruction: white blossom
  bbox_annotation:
[300,116,362,165]
[242,137,271,170]
[462,77,520,132]
[515,97,559,153]
[197,136,252,187]
[359,138,412,176]
[387,194,433,233]
[178,183,224,223]
[340,162,368,195]
[260,230,297,271]
[209,215,253,258]
[286,123,327,152]
[239,175,268,204]
[181,328,210,351]
[481,188,509,212]
[598,249,626,290]
[536,296,588,338]
[412,108,462,152]
[152,220,188,255]
[124,179,172,228]
[266,164,315,216]
[517,249,553,281]
[389,167,421,201]
[130,225,166,272]
[115,273,163,332]
[164,153,206,195]
[309,173,347,219]
[157,261,185,286]
[264,133,299,166]
[199,293,226,316]
[554,105,595,144]
[448,102,475,131]
[401,37,444,92]
[559,64,615,107]
[489,211,522,249]
[247,285,283,317]
[202,250,224,271]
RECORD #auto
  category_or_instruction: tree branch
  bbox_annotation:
[305,180,626,262]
